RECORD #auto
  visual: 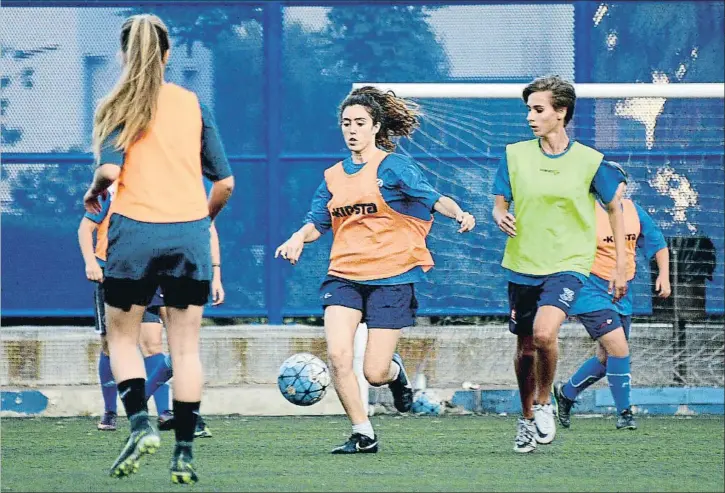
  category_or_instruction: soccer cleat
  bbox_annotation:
[616,408,637,430]
[170,445,198,485]
[109,425,161,478]
[331,433,379,454]
[388,353,413,413]
[514,418,537,453]
[157,410,175,431]
[533,403,557,444]
[97,411,117,431]
[553,381,575,429]
[194,414,212,438]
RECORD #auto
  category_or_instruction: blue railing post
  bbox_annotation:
[574,0,596,147]
[263,1,284,324]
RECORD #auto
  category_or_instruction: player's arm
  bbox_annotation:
[84,129,123,214]
[432,197,475,233]
[84,165,120,214]
[392,155,474,233]
[210,221,225,305]
[592,161,628,301]
[77,217,103,282]
[653,247,671,298]
[201,103,235,220]
[491,154,516,237]
[634,202,671,298]
[275,180,330,265]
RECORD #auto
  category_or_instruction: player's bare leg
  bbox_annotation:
[325,306,378,454]
[531,305,566,444]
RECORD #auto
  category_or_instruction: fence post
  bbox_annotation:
[574,1,596,147]
[264,1,284,325]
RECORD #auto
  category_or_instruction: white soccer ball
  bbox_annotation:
[411,390,444,416]
[277,353,331,406]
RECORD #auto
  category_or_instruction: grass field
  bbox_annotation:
[1,414,723,492]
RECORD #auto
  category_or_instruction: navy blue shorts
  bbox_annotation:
[104,214,211,310]
[576,309,632,341]
[93,283,163,335]
[508,274,583,336]
[320,275,418,329]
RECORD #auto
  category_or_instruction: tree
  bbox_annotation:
[320,5,450,82]
[591,2,724,83]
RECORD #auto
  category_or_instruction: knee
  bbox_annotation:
[139,340,163,358]
[363,365,389,387]
[516,345,535,360]
[515,337,535,360]
[596,345,608,364]
[533,324,558,349]
[328,350,354,377]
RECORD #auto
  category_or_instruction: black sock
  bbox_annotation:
[173,400,200,443]
[117,378,147,428]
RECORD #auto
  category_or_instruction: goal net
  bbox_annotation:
[351,82,724,391]
[1,83,722,402]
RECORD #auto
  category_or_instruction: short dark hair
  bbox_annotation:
[522,75,576,126]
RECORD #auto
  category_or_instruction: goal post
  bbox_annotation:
[351,82,725,99]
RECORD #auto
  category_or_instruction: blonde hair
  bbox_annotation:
[92,14,170,160]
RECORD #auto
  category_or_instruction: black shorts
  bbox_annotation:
[104,277,210,311]
[94,283,165,335]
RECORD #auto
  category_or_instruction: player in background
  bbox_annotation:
[492,75,628,453]
[554,181,671,430]
[78,184,170,431]
[276,86,475,454]
[78,190,224,438]
[83,14,234,483]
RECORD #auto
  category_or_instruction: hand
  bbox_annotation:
[494,209,516,237]
[275,232,305,265]
[655,274,671,298]
[608,266,628,302]
[211,275,225,306]
[455,211,476,233]
[85,262,104,283]
[83,188,107,214]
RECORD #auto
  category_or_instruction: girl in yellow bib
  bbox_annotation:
[492,76,628,453]
[276,86,475,454]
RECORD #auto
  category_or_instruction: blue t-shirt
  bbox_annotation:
[305,153,443,285]
[98,102,232,183]
[491,140,627,286]
[570,202,667,316]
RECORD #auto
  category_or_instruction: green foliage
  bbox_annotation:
[592,2,724,82]
[320,5,451,82]
[121,6,262,56]
[6,164,90,226]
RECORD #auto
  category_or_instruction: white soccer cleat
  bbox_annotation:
[514,418,537,453]
[533,403,557,444]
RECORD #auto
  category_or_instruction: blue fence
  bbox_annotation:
[1,1,723,322]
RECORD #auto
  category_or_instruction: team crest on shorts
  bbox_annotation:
[559,287,575,306]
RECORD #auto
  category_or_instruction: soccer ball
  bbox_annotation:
[411,390,444,416]
[277,353,331,406]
